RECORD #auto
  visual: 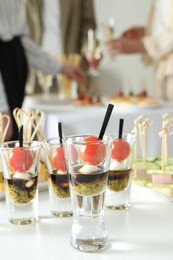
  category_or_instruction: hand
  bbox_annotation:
[60,65,86,85]
[121,26,145,40]
[105,37,146,55]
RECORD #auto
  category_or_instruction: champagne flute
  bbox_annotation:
[84,29,103,76]
[37,71,53,97]
[103,16,116,41]
[102,17,117,61]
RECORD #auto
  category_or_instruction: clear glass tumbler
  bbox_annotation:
[0,141,41,225]
[43,137,72,217]
[106,133,136,210]
[64,135,112,252]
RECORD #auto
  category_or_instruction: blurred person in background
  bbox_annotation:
[23,0,96,94]
[0,0,85,140]
[0,85,12,141]
[105,0,173,101]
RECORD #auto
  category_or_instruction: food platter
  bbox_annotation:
[102,95,162,111]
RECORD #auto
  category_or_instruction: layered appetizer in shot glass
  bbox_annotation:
[106,131,136,210]
[0,138,41,225]
[4,142,39,205]
[108,135,132,192]
[64,133,113,252]
[67,135,108,197]
[48,142,70,199]
[43,135,72,217]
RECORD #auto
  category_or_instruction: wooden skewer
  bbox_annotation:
[30,110,45,141]
[0,114,10,142]
[13,108,45,142]
[133,115,153,161]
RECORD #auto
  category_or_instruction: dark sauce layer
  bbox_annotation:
[49,170,70,198]
[107,169,131,192]
[68,165,108,196]
[6,175,38,205]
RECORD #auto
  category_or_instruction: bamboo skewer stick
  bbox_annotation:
[13,108,45,142]
[159,114,173,170]
[132,115,153,161]
[0,113,10,143]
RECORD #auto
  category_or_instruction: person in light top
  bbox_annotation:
[23,0,96,94]
[0,0,85,140]
[105,0,173,101]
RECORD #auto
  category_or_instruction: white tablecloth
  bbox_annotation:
[23,95,173,157]
[0,184,173,260]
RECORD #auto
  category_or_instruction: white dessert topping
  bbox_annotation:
[109,161,126,171]
[58,170,67,175]
[79,164,98,174]
[25,179,35,187]
[13,172,30,179]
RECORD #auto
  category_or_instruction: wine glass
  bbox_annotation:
[84,29,103,76]
[101,17,117,61]
[102,17,116,41]
[37,71,53,97]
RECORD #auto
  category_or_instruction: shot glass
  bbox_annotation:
[0,161,5,192]
[0,141,41,225]
[105,133,136,210]
[64,135,112,252]
[43,138,72,217]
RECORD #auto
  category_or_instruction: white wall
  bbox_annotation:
[94,0,154,96]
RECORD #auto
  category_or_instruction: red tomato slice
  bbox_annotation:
[51,146,67,171]
[111,138,130,162]
[79,136,106,165]
[8,147,33,172]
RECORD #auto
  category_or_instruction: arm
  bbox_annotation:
[21,36,63,76]
[121,26,145,40]
[22,36,85,85]
[105,37,146,55]
[21,4,86,85]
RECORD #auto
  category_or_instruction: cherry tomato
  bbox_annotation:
[79,136,106,165]
[8,147,33,172]
[51,146,67,171]
[111,138,130,162]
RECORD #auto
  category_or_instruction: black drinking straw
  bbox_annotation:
[18,125,23,147]
[98,103,114,139]
[58,122,63,144]
[118,118,124,139]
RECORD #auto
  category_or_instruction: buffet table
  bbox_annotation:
[0,184,173,260]
[23,95,173,156]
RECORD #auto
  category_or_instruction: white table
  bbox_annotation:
[0,184,173,260]
[23,95,173,156]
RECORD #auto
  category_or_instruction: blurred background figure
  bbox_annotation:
[0,85,12,141]
[0,0,85,140]
[105,0,173,101]
[24,0,96,95]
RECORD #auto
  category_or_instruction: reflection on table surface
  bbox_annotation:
[0,184,173,260]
